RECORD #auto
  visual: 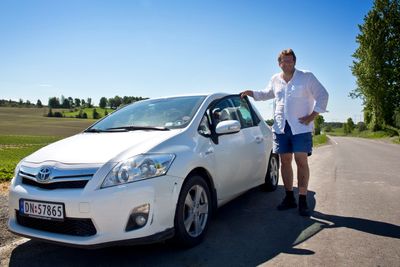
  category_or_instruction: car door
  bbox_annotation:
[209,95,267,201]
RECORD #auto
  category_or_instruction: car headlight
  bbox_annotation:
[101,154,175,188]
[11,162,22,186]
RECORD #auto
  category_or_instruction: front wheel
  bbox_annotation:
[174,175,211,247]
[263,153,279,191]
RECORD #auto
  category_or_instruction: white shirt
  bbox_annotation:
[253,69,329,135]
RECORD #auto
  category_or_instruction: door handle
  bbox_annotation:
[205,147,214,155]
[255,136,263,144]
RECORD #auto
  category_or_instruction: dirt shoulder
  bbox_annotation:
[0,182,19,247]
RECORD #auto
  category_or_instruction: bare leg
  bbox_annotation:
[294,152,309,195]
[280,153,294,191]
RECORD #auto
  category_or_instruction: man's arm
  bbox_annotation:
[299,111,319,125]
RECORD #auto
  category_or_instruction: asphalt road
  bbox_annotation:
[1,136,399,266]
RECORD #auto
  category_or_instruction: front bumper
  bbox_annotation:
[8,174,183,247]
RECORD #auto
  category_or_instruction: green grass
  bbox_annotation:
[313,134,327,146]
[326,128,394,138]
[0,135,60,145]
[0,107,94,181]
[62,108,114,119]
[0,135,62,181]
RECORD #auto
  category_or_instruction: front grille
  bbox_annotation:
[22,178,88,189]
[16,211,97,236]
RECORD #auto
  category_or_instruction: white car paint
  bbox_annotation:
[8,93,275,248]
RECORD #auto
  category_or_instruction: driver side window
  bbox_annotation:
[211,96,256,129]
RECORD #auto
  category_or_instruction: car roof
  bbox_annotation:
[153,92,228,98]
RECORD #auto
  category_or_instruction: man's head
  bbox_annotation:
[278,48,296,74]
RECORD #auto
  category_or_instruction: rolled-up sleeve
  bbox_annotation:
[309,73,329,113]
[253,79,275,101]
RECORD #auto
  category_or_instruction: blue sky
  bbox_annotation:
[0,0,373,122]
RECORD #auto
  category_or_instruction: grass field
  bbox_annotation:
[62,107,114,119]
[0,107,95,181]
[0,107,95,136]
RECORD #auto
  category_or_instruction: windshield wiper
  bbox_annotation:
[106,126,170,131]
[84,128,106,133]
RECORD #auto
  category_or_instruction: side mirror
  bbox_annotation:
[215,120,241,135]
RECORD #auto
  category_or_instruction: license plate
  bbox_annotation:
[19,199,65,221]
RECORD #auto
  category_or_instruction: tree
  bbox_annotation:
[357,121,367,132]
[48,97,60,108]
[394,108,400,128]
[347,117,355,133]
[74,98,81,107]
[343,123,350,135]
[314,114,325,135]
[324,125,333,132]
[36,99,43,108]
[99,97,108,109]
[350,0,400,130]
[68,97,74,108]
[114,96,122,108]
[87,98,93,108]
[62,98,70,108]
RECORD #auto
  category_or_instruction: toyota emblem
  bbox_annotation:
[37,167,51,182]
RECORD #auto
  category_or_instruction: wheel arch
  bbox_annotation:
[185,167,218,217]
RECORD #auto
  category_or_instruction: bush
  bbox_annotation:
[357,122,367,132]
[92,109,100,119]
[324,125,333,132]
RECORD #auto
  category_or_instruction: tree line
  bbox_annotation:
[0,95,148,109]
[47,95,148,109]
[351,0,400,133]
[0,99,42,108]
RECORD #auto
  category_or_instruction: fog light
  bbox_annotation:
[125,204,150,231]
[135,215,147,226]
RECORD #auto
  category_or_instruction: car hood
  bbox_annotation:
[23,130,181,164]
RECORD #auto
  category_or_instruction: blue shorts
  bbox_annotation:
[273,122,313,156]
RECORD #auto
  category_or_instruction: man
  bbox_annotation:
[240,49,328,216]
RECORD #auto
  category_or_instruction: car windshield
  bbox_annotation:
[87,96,206,131]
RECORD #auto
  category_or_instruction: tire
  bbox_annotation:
[174,175,211,247]
[264,153,279,191]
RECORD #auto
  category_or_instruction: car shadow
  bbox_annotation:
[8,185,400,267]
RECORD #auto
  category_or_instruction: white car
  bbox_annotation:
[8,93,279,248]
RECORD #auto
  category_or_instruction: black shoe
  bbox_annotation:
[298,201,311,217]
[277,196,297,210]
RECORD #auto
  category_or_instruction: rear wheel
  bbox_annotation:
[263,153,279,191]
[174,175,211,247]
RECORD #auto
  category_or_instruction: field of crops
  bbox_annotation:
[0,107,94,181]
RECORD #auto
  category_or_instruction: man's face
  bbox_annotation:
[279,55,295,74]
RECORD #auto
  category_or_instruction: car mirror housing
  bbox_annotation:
[215,120,241,135]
